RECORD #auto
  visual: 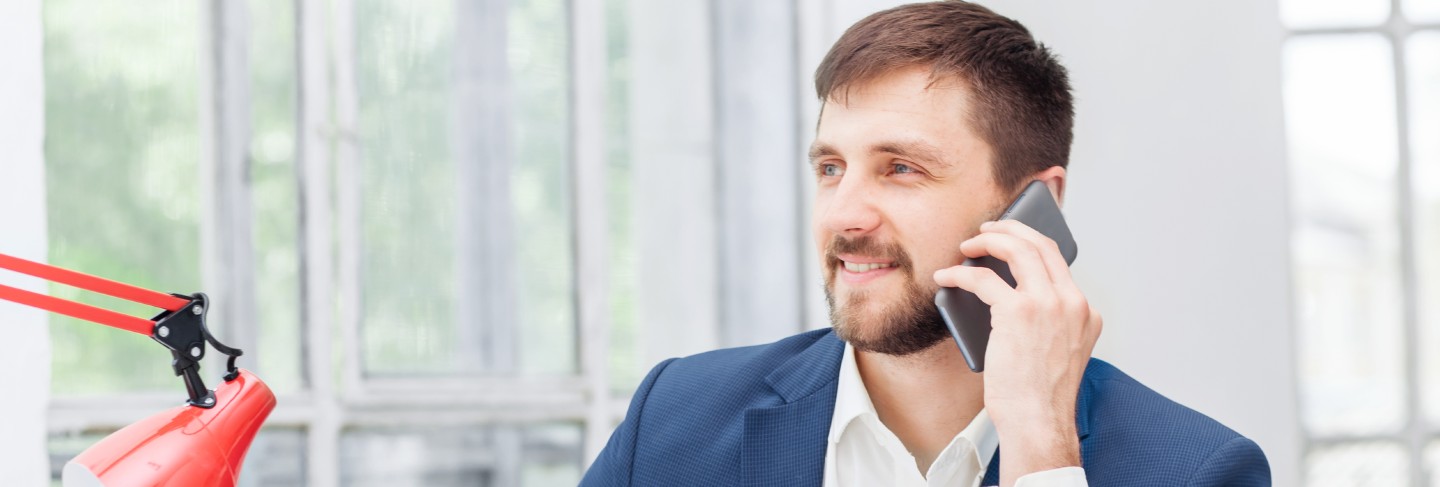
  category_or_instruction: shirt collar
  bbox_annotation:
[828,342,1000,470]
[957,407,1000,474]
[828,340,871,444]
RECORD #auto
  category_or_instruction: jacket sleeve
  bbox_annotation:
[1187,436,1271,486]
[579,357,679,487]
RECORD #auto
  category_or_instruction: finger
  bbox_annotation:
[1088,305,1104,340]
[934,265,1016,305]
[958,232,1053,292]
[981,219,1075,287]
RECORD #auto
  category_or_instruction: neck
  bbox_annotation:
[855,340,985,474]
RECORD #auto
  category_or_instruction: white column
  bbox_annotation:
[298,0,340,485]
[453,0,518,374]
[630,0,721,364]
[570,0,613,465]
[795,0,834,332]
[198,0,260,371]
[0,0,51,484]
[713,0,807,346]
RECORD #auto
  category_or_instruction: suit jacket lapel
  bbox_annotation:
[979,357,1100,486]
[982,449,1002,486]
[741,330,845,487]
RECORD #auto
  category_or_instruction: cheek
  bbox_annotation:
[907,238,963,279]
[811,201,829,254]
[891,203,973,273]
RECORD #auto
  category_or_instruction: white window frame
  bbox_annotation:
[1284,1,1440,485]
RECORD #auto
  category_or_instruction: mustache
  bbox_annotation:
[824,236,913,271]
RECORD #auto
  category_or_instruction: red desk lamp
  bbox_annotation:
[0,252,276,487]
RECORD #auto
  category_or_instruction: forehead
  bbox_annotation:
[827,67,968,112]
[811,67,988,167]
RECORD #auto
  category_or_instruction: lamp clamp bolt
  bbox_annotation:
[148,293,245,408]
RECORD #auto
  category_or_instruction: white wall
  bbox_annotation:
[0,0,51,483]
[997,2,1301,485]
[807,0,1301,485]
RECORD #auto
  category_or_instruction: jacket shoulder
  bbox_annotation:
[646,328,835,407]
[1080,359,1271,486]
[602,329,837,486]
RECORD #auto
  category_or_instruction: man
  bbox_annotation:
[582,2,1270,486]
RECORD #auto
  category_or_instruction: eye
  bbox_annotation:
[892,163,916,175]
[819,163,844,177]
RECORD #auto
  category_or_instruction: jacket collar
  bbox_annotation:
[764,329,846,402]
[739,330,1101,487]
[740,329,845,487]
[1075,361,1096,439]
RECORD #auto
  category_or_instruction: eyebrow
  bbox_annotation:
[808,139,953,170]
[807,144,838,163]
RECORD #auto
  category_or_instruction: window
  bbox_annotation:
[41,0,815,484]
[44,0,204,397]
[1281,0,1440,484]
[43,0,593,484]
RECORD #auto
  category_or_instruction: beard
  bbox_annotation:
[823,235,951,356]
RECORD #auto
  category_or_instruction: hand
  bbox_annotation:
[932,219,1102,486]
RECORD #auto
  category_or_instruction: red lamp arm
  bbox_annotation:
[0,251,247,408]
[0,254,277,486]
[0,252,187,335]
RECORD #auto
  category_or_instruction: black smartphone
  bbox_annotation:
[934,180,1078,372]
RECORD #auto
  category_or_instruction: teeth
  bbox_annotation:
[842,261,896,272]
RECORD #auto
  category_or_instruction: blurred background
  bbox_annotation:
[0,0,1435,485]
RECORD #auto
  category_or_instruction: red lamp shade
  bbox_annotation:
[61,369,276,487]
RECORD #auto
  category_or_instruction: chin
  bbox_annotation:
[825,284,951,357]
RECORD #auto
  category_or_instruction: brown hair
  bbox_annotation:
[814,1,1074,191]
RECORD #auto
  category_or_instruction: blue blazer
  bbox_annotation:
[582,329,1270,486]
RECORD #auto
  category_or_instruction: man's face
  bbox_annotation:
[811,66,1008,356]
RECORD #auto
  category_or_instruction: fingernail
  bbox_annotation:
[980,221,994,229]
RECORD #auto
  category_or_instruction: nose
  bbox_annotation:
[818,174,882,237]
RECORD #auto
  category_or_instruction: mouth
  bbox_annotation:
[840,260,898,272]
[823,236,912,289]
[835,255,900,284]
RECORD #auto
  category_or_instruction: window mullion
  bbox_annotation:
[297,0,340,484]
[1388,0,1426,483]
[569,0,613,466]
[332,0,364,400]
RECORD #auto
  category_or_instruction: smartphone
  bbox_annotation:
[934,180,1078,372]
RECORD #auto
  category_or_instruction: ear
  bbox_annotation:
[1032,166,1068,208]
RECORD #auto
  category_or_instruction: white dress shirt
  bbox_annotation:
[822,342,1088,487]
